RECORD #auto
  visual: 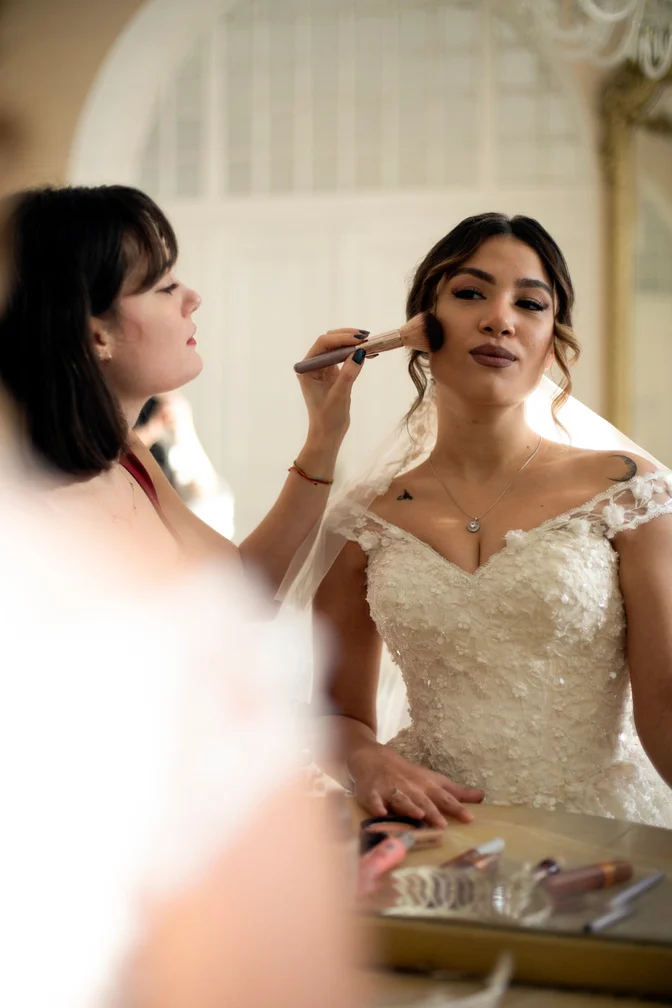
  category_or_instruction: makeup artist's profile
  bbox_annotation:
[0,183,367,598]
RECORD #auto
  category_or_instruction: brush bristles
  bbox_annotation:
[400,312,433,353]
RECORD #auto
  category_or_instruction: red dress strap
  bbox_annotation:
[119,449,161,511]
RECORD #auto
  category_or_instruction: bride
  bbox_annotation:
[309,212,672,830]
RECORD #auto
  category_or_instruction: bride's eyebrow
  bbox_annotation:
[452,267,552,298]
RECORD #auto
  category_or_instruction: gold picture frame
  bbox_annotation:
[601,62,672,430]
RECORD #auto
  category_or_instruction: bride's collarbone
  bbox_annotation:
[368,499,522,573]
[378,448,643,527]
[369,451,643,571]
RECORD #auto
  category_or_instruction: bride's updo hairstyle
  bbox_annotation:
[405,212,580,424]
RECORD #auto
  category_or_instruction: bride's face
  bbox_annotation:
[430,235,555,406]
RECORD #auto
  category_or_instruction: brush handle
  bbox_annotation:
[294,345,357,374]
[294,330,402,374]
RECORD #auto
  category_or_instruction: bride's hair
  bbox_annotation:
[405,212,580,424]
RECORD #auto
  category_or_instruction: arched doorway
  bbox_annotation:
[71,0,601,541]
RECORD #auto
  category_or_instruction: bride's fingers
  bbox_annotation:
[436,777,485,804]
[428,786,475,824]
[361,788,389,818]
[451,785,484,804]
[358,775,480,826]
[386,787,426,821]
[399,789,448,828]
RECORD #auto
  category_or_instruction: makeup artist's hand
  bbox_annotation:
[348,744,484,827]
[296,329,367,446]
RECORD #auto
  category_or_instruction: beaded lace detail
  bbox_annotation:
[332,471,672,826]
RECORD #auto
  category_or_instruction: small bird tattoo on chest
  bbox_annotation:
[608,455,638,482]
[397,489,414,501]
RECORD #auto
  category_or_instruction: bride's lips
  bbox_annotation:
[469,344,517,368]
[187,333,197,346]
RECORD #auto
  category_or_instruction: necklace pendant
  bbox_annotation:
[467,519,480,533]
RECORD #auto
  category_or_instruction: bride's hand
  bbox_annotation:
[296,328,368,446]
[348,745,484,827]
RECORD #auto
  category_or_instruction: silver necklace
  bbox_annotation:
[428,436,543,534]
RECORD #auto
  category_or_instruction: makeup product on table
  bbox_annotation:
[440,837,506,871]
[359,815,445,854]
[529,857,562,884]
[357,831,416,897]
[293,313,435,374]
[542,860,633,900]
[392,826,445,851]
[583,869,665,934]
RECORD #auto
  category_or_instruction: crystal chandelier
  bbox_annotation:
[530,1,672,80]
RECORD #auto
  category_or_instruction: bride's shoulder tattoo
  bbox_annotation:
[607,454,638,482]
[397,489,414,501]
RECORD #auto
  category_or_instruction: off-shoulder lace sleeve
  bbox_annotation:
[582,470,672,539]
[325,466,400,551]
[327,501,399,552]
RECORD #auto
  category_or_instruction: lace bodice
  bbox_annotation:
[333,471,672,827]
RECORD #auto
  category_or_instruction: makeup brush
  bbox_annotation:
[294,312,438,374]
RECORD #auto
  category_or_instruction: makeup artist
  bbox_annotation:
[0,184,366,591]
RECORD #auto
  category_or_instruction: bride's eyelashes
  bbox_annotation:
[451,287,549,312]
[518,298,548,312]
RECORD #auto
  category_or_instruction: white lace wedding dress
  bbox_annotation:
[334,470,672,828]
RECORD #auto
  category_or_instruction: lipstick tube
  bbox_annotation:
[440,837,505,871]
[542,860,633,899]
[357,831,415,897]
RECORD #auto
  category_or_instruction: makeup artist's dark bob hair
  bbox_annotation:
[405,212,580,425]
[0,184,177,475]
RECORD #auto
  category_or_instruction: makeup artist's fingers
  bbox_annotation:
[303,328,369,361]
[296,328,367,441]
[331,348,366,392]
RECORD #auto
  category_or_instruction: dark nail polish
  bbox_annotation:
[353,348,366,365]
[357,330,370,338]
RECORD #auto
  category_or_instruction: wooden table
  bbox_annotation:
[369,970,671,1006]
[352,802,672,1006]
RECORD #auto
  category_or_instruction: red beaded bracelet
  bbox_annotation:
[289,460,334,486]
